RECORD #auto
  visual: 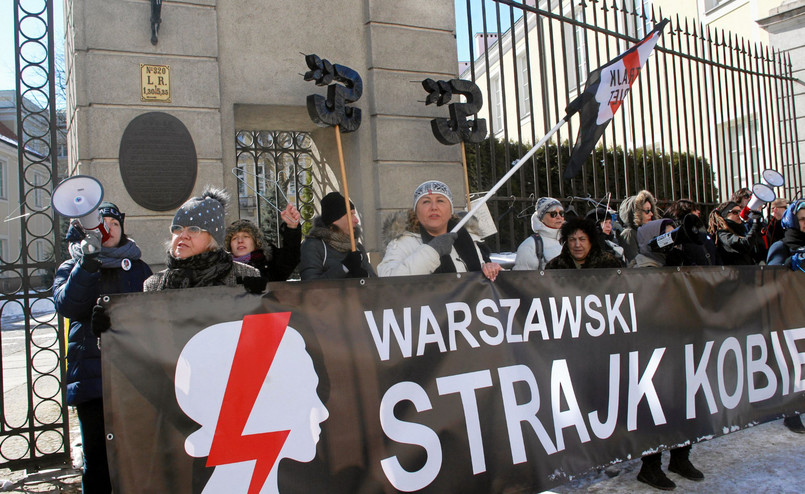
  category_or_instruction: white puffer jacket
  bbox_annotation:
[512,212,562,270]
[378,212,487,277]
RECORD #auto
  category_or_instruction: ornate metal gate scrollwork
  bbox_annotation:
[234,131,318,248]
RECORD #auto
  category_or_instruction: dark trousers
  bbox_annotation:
[76,398,112,494]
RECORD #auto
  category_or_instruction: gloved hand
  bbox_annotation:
[428,232,458,256]
[91,304,110,337]
[748,210,763,221]
[792,248,805,272]
[342,251,369,277]
[79,229,102,273]
[238,276,268,294]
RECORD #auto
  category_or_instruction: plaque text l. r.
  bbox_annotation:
[141,64,171,102]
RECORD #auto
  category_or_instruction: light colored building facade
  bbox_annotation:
[758,0,805,184]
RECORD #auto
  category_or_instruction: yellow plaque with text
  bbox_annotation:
[141,64,171,102]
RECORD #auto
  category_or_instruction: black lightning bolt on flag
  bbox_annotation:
[563,19,669,180]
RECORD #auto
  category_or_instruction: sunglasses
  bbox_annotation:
[728,209,742,216]
[642,207,653,214]
[546,210,565,218]
[170,225,207,236]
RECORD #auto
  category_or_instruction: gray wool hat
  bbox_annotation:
[535,197,562,220]
[172,186,229,247]
[413,180,453,212]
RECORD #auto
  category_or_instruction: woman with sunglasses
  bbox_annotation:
[618,190,658,265]
[707,200,765,266]
[143,186,261,291]
[513,197,566,271]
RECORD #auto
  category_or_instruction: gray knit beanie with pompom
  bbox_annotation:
[172,186,229,247]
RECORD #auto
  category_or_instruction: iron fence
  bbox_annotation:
[1,0,70,472]
[459,0,802,252]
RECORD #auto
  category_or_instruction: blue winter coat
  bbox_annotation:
[53,252,151,405]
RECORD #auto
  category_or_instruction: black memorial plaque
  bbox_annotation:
[118,112,197,211]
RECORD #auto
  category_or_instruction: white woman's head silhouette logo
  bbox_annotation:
[175,312,329,494]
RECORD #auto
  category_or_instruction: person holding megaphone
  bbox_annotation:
[53,201,152,493]
[707,201,765,265]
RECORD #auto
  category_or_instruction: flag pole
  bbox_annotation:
[452,117,568,233]
[334,125,357,252]
[461,142,472,211]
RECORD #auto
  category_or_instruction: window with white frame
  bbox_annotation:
[564,8,588,92]
[32,172,46,208]
[490,74,503,134]
[0,158,6,199]
[721,115,760,191]
[517,53,531,118]
[704,0,733,13]
[624,0,653,39]
[0,237,7,262]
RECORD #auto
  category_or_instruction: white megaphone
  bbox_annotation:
[51,175,110,241]
[746,183,776,212]
[762,169,785,188]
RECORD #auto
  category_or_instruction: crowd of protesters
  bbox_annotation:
[53,180,804,494]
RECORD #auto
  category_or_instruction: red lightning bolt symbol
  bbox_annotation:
[207,312,291,494]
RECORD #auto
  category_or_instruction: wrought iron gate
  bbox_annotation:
[459,0,802,252]
[234,130,319,244]
[0,0,70,471]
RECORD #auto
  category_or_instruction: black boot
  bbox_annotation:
[784,415,805,434]
[637,454,676,490]
[668,446,704,481]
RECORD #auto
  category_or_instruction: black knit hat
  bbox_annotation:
[98,201,125,235]
[320,192,354,226]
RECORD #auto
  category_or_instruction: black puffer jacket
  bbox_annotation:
[53,239,152,406]
[716,218,764,265]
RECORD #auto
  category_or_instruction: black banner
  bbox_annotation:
[102,267,805,493]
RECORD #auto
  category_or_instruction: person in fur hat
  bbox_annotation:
[512,197,565,271]
[53,201,152,493]
[299,191,376,280]
[225,204,301,282]
[377,180,502,280]
[629,218,707,489]
[545,218,624,269]
[143,186,261,291]
[618,190,659,264]
[766,198,805,433]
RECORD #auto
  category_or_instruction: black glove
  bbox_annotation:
[749,210,763,221]
[428,232,458,256]
[342,251,369,277]
[91,304,110,337]
[238,276,268,294]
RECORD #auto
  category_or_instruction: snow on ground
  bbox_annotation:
[0,294,55,323]
[546,417,805,493]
